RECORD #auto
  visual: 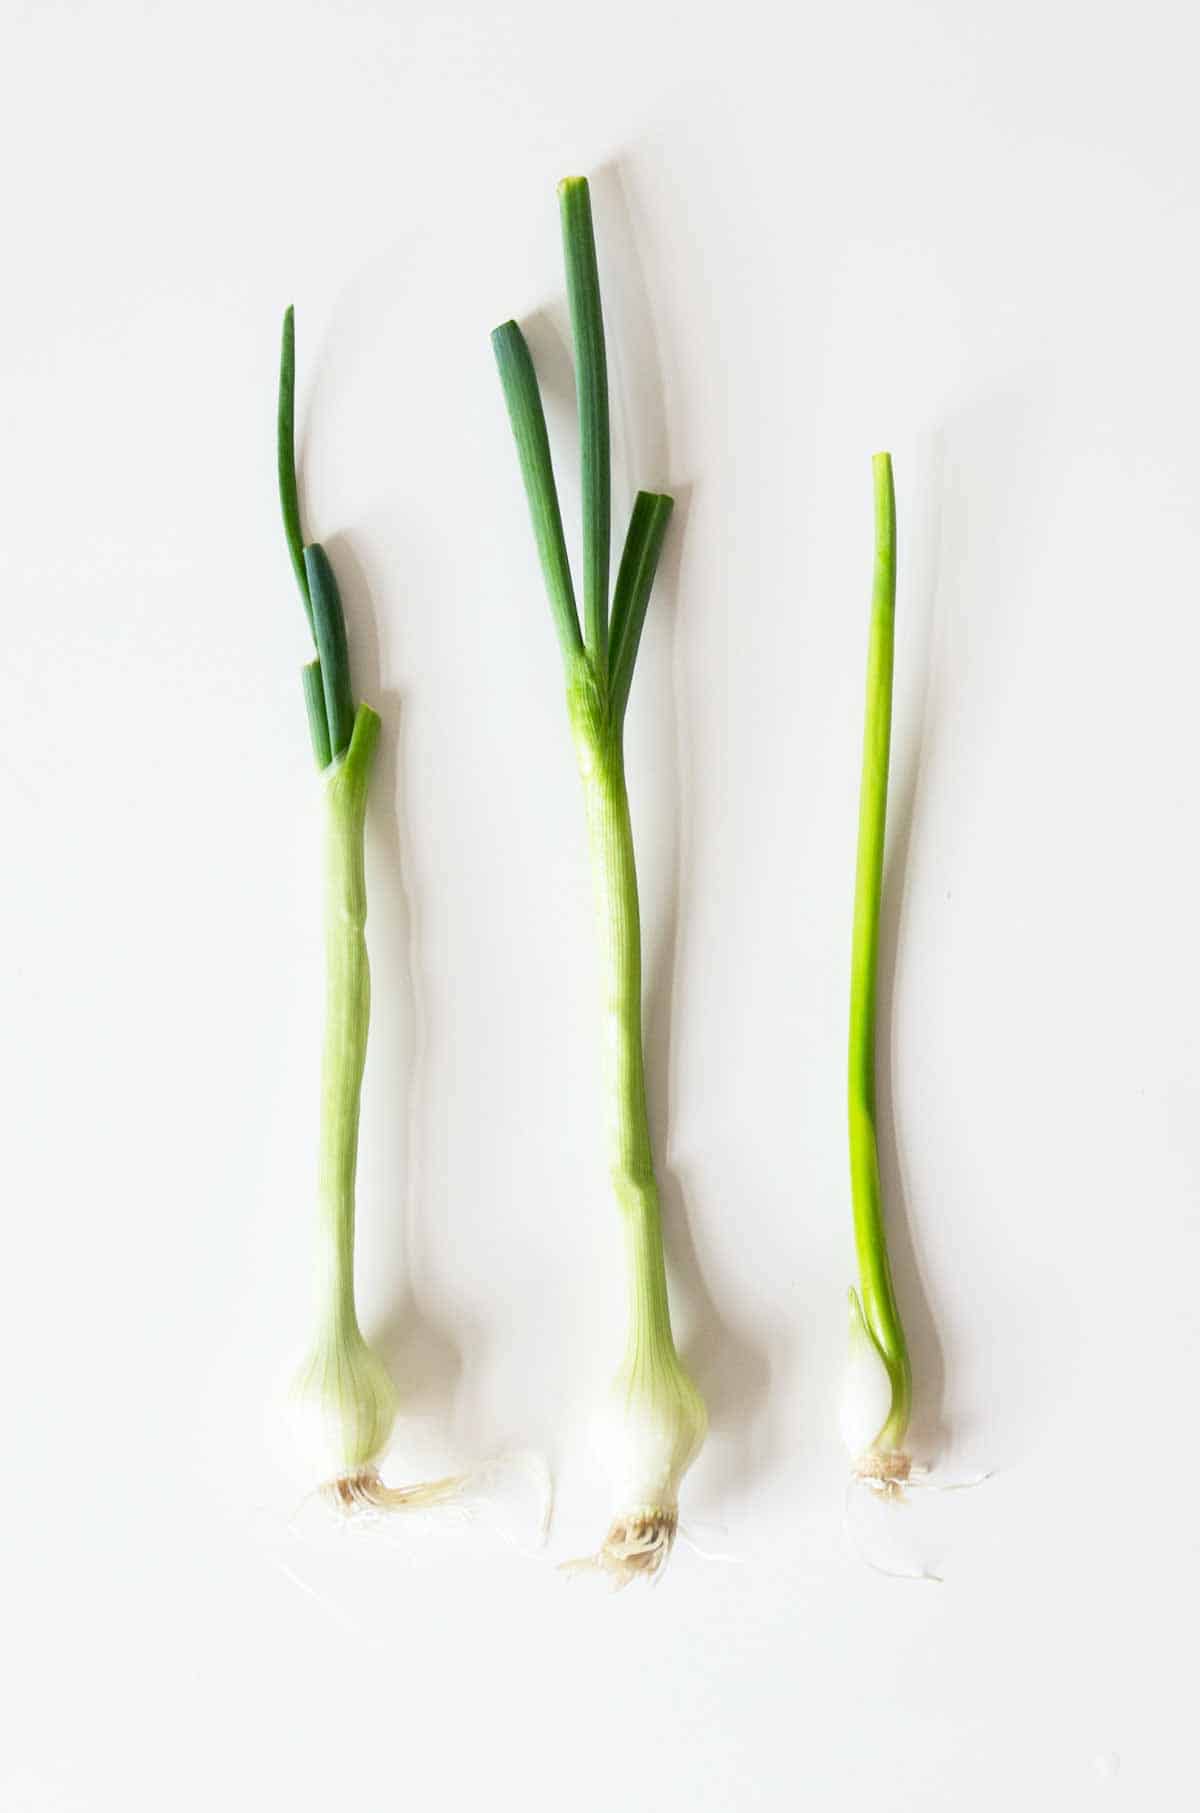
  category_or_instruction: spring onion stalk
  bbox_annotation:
[492,179,706,1584]
[279,307,461,1514]
[841,452,915,1498]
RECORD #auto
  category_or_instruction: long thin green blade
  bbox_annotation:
[278,306,313,634]
[304,543,355,759]
[302,658,332,769]
[491,319,582,661]
[558,177,610,677]
[609,492,673,724]
[847,451,910,1439]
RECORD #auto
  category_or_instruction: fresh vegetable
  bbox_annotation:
[492,178,706,1584]
[278,307,460,1514]
[840,452,914,1496]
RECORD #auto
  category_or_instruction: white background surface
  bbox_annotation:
[3,0,1197,1806]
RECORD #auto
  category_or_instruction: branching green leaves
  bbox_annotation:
[492,176,673,733]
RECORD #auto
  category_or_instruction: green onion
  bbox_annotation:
[493,178,706,1585]
[841,452,915,1496]
[278,308,461,1514]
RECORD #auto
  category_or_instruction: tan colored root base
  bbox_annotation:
[853,1451,913,1502]
[324,1468,467,1515]
[562,1509,679,1588]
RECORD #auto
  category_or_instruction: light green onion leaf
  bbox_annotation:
[844,451,913,1494]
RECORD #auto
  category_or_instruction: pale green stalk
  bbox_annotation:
[567,667,675,1378]
[847,451,911,1456]
[316,705,381,1336]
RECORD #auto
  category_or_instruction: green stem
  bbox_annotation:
[848,452,911,1452]
[568,667,676,1369]
[317,703,380,1332]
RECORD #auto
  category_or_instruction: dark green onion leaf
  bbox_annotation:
[304,543,355,759]
[301,658,332,770]
[609,492,673,724]
[491,320,583,661]
[278,306,313,635]
[558,177,611,676]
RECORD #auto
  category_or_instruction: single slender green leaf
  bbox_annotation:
[609,492,673,724]
[491,320,582,661]
[558,177,611,676]
[304,543,355,759]
[278,306,313,634]
[847,451,910,1446]
[302,658,332,769]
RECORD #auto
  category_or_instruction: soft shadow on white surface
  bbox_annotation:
[262,1449,553,1643]
[591,161,670,489]
[873,433,950,1462]
[643,485,775,1501]
[521,305,576,442]
[599,162,775,1500]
